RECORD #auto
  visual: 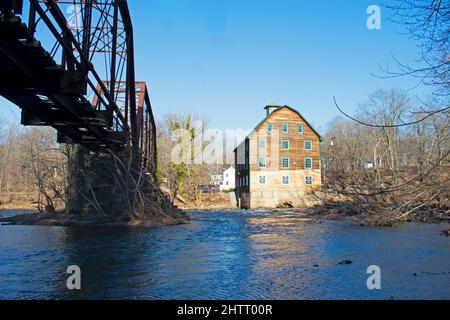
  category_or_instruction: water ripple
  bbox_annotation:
[0,210,449,299]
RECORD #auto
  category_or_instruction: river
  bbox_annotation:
[0,209,449,299]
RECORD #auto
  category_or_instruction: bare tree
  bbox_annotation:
[324,89,449,225]
[0,125,17,205]
[382,0,449,96]
[326,1,449,224]
[19,128,67,212]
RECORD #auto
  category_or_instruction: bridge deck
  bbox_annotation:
[0,15,127,150]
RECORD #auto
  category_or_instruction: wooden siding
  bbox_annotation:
[250,107,321,173]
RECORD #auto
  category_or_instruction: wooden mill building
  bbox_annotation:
[234,104,323,209]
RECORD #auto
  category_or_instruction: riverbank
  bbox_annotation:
[0,210,189,228]
[2,200,449,229]
[0,201,37,211]
[299,202,450,226]
[182,202,450,226]
[173,192,237,210]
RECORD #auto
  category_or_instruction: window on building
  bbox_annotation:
[259,175,266,184]
[267,123,273,134]
[246,176,248,186]
[281,140,290,150]
[305,176,313,186]
[258,139,266,150]
[297,124,304,134]
[282,123,289,134]
[304,140,312,151]
[282,176,290,184]
[304,157,313,169]
[258,157,267,168]
[281,157,290,169]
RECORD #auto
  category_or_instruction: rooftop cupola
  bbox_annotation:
[264,103,281,116]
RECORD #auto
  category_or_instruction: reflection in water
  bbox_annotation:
[55,228,154,299]
[0,210,449,299]
[246,215,331,299]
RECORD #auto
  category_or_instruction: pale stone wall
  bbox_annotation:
[249,169,322,208]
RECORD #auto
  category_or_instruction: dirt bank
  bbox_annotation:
[297,202,450,226]
[0,211,189,228]
[175,192,237,210]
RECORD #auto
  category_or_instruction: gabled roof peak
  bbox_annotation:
[260,105,323,141]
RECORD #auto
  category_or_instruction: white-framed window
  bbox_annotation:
[281,140,290,151]
[258,157,267,168]
[305,176,313,186]
[259,175,266,184]
[297,124,304,135]
[304,140,312,151]
[267,123,273,134]
[304,157,313,169]
[281,123,289,134]
[282,176,290,184]
[258,139,266,150]
[281,157,290,169]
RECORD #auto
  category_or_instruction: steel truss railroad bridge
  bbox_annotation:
[0,0,156,175]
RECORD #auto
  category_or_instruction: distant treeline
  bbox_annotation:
[0,126,67,211]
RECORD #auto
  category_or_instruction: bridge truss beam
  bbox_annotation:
[0,0,156,176]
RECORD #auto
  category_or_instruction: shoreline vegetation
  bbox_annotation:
[1,200,449,229]
[0,202,189,227]
[0,210,189,228]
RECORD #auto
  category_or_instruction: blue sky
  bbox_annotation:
[1,0,431,133]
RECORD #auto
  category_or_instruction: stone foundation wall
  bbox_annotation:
[249,190,322,208]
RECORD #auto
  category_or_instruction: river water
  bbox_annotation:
[0,210,449,300]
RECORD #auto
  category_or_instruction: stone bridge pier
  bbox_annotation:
[65,145,180,224]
